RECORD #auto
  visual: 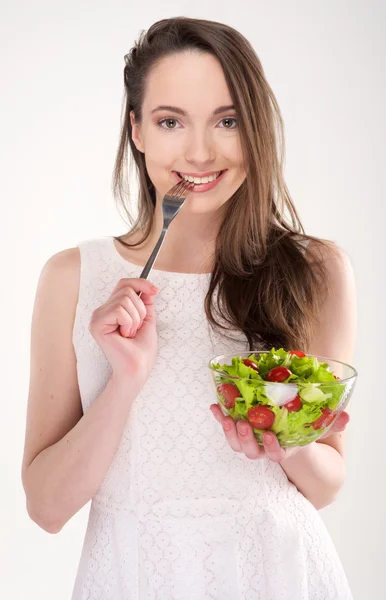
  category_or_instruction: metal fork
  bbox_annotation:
[138,179,193,292]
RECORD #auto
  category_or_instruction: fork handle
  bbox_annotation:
[137,228,167,297]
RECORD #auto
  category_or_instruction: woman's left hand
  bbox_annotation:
[209,404,350,462]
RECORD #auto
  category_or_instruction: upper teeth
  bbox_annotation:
[179,171,222,184]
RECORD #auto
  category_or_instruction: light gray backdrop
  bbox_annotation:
[1,1,385,598]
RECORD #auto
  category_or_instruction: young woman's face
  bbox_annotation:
[131,51,246,214]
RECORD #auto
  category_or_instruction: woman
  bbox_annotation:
[22,17,356,599]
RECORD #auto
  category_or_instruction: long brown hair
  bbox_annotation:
[113,17,331,351]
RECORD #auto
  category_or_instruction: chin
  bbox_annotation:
[184,194,229,213]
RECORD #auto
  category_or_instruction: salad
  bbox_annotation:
[210,348,347,447]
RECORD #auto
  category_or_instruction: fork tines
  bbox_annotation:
[169,179,194,197]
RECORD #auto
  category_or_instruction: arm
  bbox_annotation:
[21,250,140,533]
[279,241,357,509]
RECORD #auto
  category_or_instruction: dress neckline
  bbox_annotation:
[107,236,212,277]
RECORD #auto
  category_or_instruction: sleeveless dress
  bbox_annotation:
[71,236,353,600]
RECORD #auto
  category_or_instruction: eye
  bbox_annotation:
[158,118,180,130]
[218,117,238,129]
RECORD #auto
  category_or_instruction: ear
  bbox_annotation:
[130,110,145,153]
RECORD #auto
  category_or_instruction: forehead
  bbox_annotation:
[143,51,233,116]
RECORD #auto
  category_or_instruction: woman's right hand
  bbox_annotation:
[89,278,159,384]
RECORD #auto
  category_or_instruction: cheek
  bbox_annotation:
[232,138,245,167]
[144,135,181,171]
[218,134,244,165]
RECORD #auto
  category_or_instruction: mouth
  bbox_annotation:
[172,169,227,192]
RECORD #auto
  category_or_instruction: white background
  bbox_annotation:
[1,1,385,598]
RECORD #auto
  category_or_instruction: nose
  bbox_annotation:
[184,131,216,167]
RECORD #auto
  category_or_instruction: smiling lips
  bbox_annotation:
[175,170,224,185]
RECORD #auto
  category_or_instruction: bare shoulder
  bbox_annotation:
[36,247,81,318]
[305,238,355,293]
[32,247,81,327]
[41,246,80,284]
[306,238,352,269]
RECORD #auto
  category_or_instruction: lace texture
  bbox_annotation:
[71,237,353,600]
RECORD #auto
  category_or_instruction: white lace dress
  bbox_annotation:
[71,236,353,600]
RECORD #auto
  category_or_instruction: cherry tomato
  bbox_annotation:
[266,366,292,382]
[289,350,306,358]
[284,394,302,412]
[311,408,337,430]
[247,406,275,429]
[243,359,259,372]
[217,383,240,409]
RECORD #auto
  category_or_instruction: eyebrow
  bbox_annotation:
[150,104,236,116]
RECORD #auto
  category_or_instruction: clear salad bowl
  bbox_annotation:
[208,349,357,447]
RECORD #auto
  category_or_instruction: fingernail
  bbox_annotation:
[223,423,231,431]
[151,284,159,293]
[264,433,273,444]
[238,426,247,435]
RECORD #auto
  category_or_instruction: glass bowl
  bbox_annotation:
[208,351,357,447]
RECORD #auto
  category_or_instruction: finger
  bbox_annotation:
[210,404,242,452]
[225,420,244,452]
[113,304,136,338]
[320,411,350,438]
[110,278,159,298]
[112,281,159,324]
[117,297,141,337]
[114,287,147,324]
[262,431,286,462]
[332,411,350,431]
[236,420,263,459]
[96,295,140,337]
[210,403,224,421]
[90,304,133,337]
